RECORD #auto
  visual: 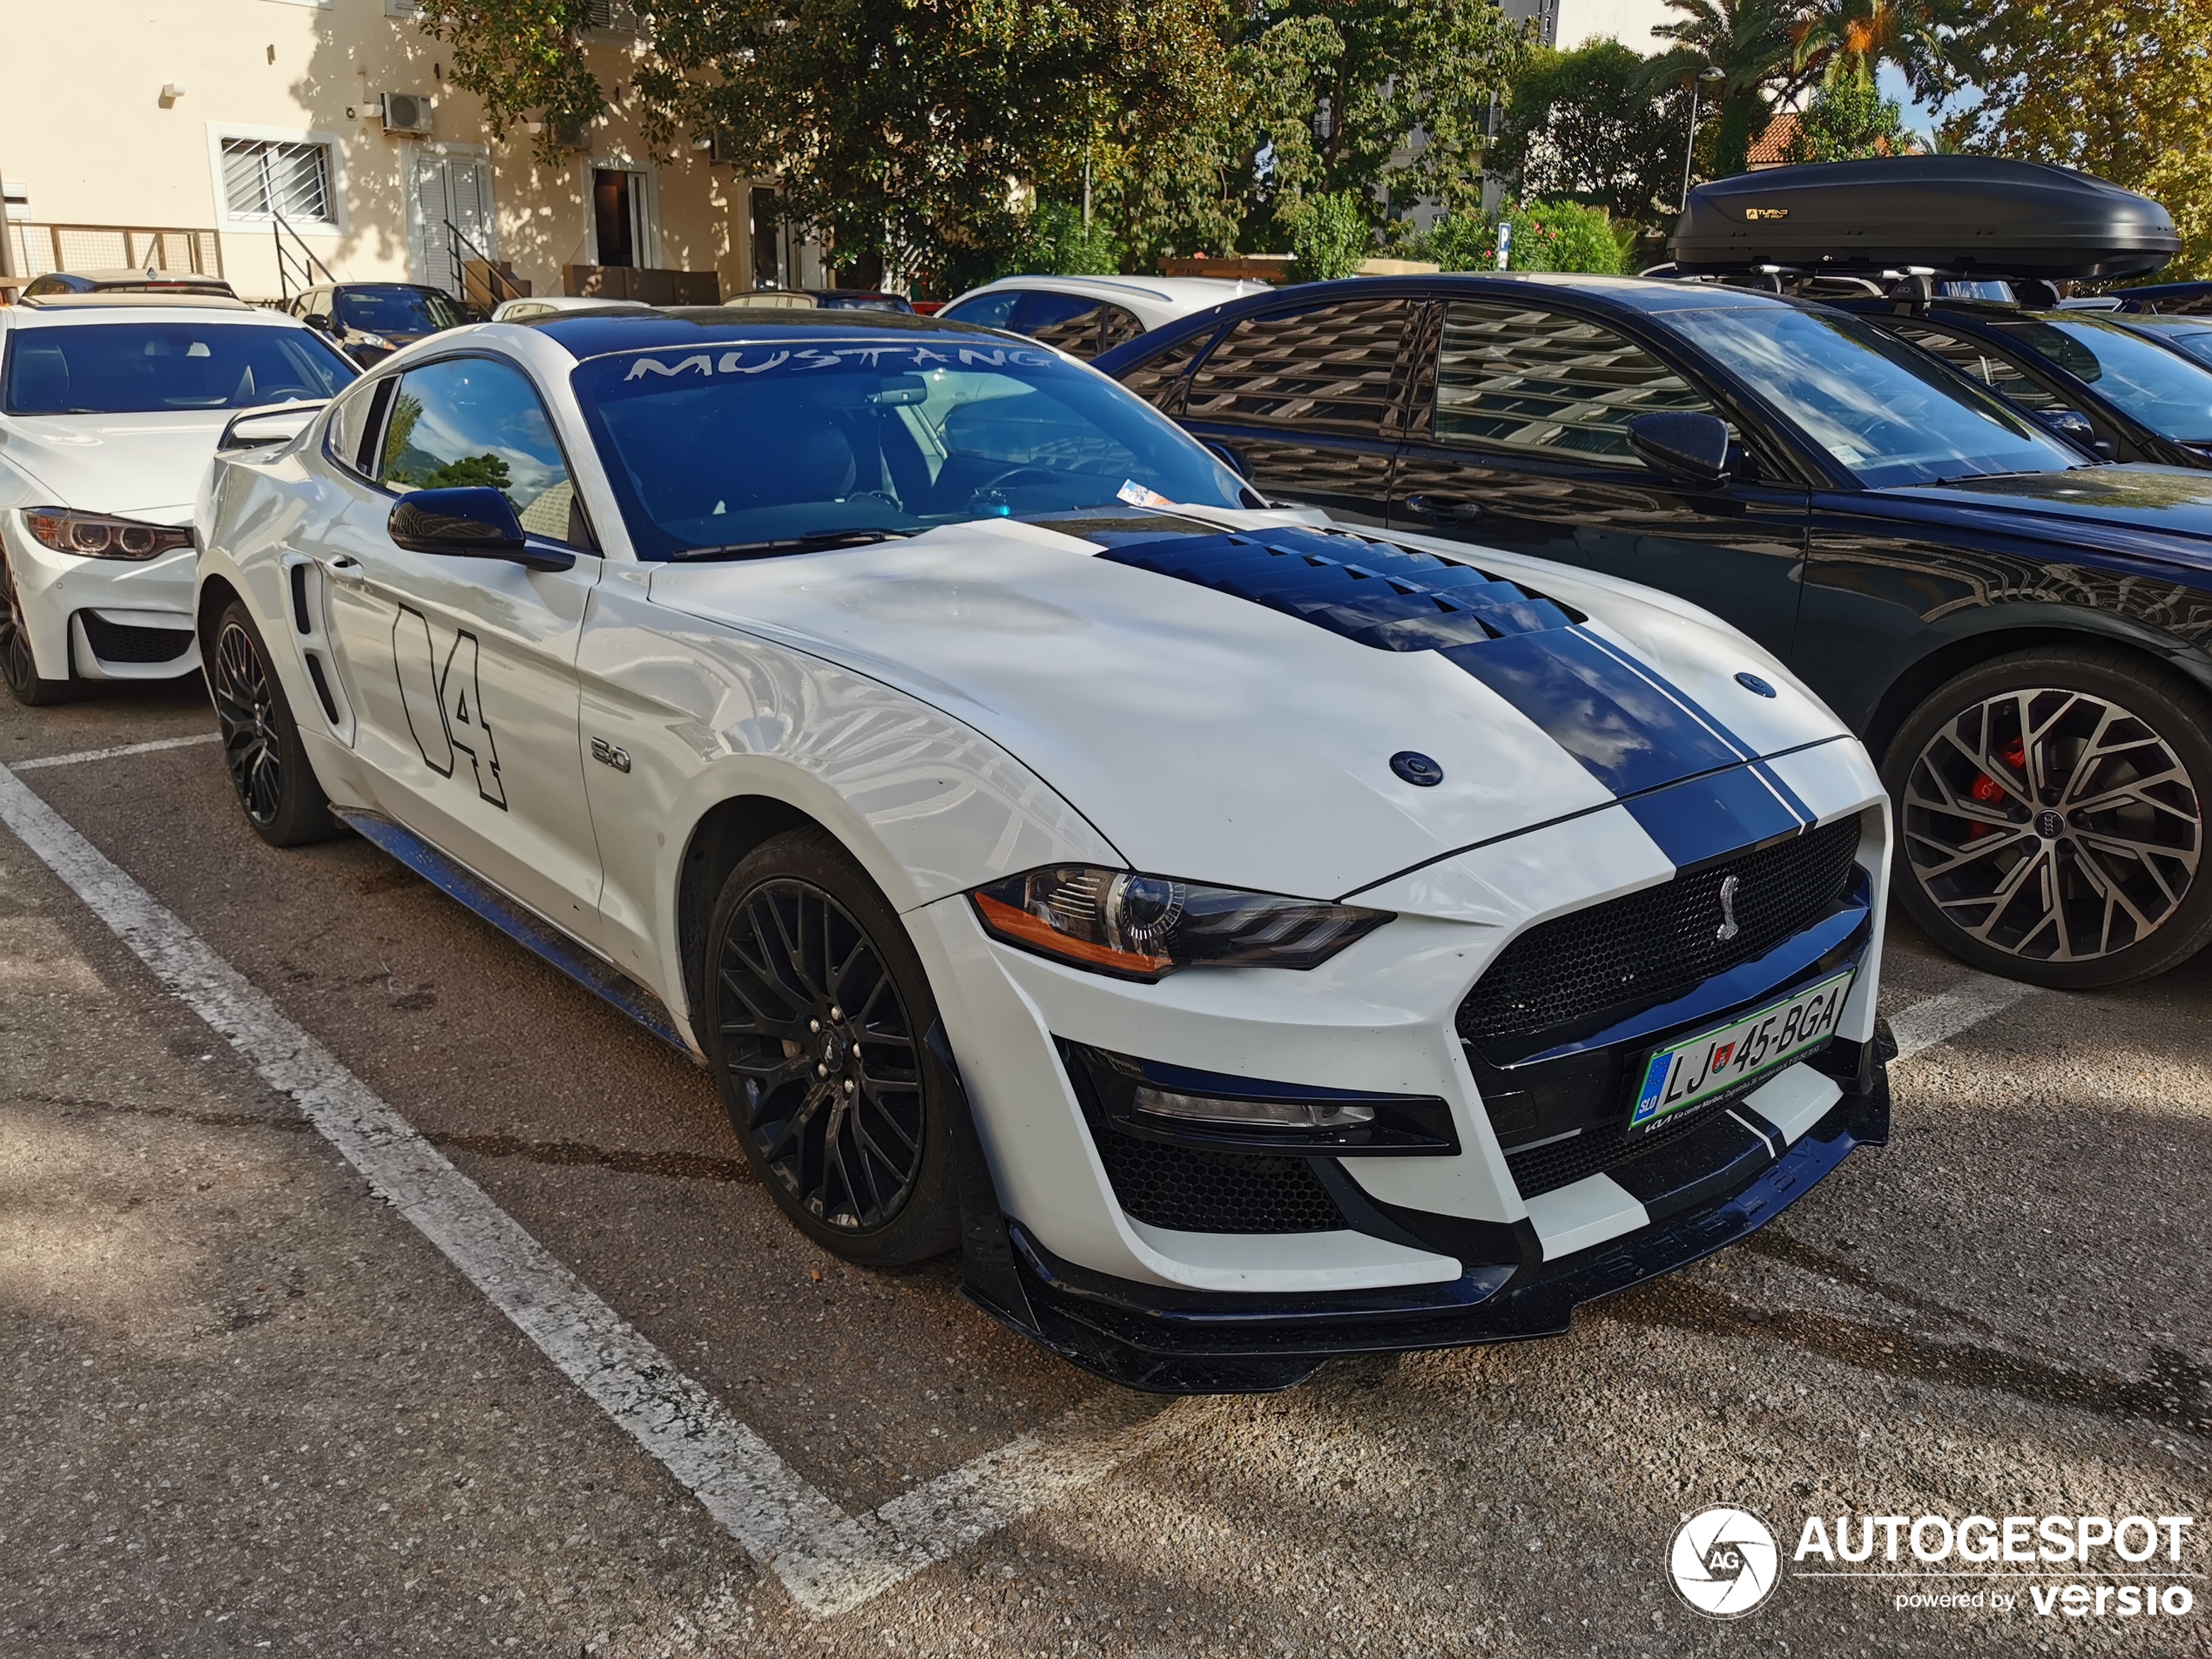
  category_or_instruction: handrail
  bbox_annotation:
[445,218,524,307]
[271,212,336,304]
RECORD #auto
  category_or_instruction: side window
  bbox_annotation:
[1097,304,1145,356]
[324,375,388,476]
[1886,323,2064,412]
[1014,291,1106,356]
[1184,298,1410,435]
[1433,300,1714,464]
[378,356,586,545]
[943,289,1022,330]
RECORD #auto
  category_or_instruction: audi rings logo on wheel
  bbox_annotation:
[1669,1506,1781,1619]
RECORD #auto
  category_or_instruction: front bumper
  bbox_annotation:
[2,511,199,680]
[960,1056,1890,1393]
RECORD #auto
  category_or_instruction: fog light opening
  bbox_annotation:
[1131,1085,1377,1132]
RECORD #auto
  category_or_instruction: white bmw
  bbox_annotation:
[0,291,356,704]
[194,307,1893,1392]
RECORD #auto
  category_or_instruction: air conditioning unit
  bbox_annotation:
[550,117,592,151]
[381,92,435,135]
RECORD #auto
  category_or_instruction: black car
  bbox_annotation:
[1832,296,2212,468]
[1094,273,2212,988]
[285,282,468,366]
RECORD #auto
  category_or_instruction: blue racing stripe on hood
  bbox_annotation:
[1096,525,1812,854]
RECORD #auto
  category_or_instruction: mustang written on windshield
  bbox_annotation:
[571,338,1248,560]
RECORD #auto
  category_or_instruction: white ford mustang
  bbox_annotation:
[195,307,1893,1392]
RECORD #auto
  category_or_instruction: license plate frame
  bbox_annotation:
[1629,969,1857,1134]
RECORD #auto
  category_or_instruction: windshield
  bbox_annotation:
[334,286,464,334]
[1662,306,2080,488]
[571,337,1248,559]
[1997,316,2212,440]
[3,322,358,415]
[2122,320,2212,371]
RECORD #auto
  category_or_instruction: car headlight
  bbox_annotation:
[348,331,393,349]
[971,866,1391,981]
[23,508,195,561]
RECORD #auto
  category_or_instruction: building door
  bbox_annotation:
[591,168,656,268]
[412,152,496,296]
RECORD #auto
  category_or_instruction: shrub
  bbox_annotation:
[1425,198,1626,274]
[1282,192,1374,282]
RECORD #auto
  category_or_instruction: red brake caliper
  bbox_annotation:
[1966,738,2027,838]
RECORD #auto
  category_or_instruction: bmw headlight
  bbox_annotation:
[970,866,1391,981]
[23,508,195,561]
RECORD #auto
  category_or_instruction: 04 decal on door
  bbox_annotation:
[394,604,508,809]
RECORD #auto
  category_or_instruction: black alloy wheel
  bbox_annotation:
[208,601,336,846]
[1886,646,2212,988]
[0,548,76,706]
[705,829,958,1266]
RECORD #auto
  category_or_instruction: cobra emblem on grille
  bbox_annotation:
[1716,874,1741,942]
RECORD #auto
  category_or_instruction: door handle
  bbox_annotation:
[1404,494,1483,523]
[320,556,366,588]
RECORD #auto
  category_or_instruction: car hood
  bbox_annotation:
[1879,466,2212,547]
[0,410,230,523]
[647,514,1851,900]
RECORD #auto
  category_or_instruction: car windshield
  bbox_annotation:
[1996,315,2212,439]
[2121,320,2212,371]
[3,322,358,415]
[1662,306,2080,488]
[334,286,464,334]
[571,335,1248,558]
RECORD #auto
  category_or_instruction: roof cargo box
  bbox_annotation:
[1669,157,2179,283]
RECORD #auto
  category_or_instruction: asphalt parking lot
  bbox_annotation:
[2,678,2206,1659]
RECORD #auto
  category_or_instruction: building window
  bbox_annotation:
[220,138,334,225]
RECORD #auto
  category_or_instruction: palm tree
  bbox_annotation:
[1794,0,1974,105]
[1642,0,1811,179]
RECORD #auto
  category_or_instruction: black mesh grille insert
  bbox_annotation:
[1089,1121,1345,1234]
[78,610,192,664]
[1460,816,1863,1053]
[1506,1089,1745,1199]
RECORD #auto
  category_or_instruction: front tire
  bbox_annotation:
[209,601,336,846]
[704,828,960,1267]
[1884,646,2212,988]
[0,546,78,706]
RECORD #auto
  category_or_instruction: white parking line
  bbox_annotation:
[11,732,221,772]
[0,761,1187,1620]
[1888,970,2040,1062]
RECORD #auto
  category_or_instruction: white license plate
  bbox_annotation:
[1629,970,1856,1133]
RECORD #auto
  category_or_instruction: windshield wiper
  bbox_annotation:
[671,528,912,562]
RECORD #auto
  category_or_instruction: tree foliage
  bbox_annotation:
[1488,41,1691,227]
[1643,0,1810,179]
[1281,191,1373,280]
[1785,77,1912,161]
[1959,0,2212,278]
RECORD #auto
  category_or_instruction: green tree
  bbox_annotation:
[1959,0,2212,278]
[1488,40,1694,226]
[1793,0,1976,103]
[424,453,515,492]
[1282,191,1372,280]
[1785,78,1912,161]
[1643,0,1810,180]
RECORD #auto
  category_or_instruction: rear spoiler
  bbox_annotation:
[217,399,329,454]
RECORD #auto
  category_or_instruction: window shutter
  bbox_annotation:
[1185,299,1411,435]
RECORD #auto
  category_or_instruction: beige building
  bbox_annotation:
[0,0,820,304]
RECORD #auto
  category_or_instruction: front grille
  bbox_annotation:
[1460,815,1863,1052]
[78,610,192,664]
[1089,1121,1345,1234]
[1506,1089,1746,1198]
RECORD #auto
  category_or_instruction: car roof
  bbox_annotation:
[12,292,265,315]
[964,274,1270,303]
[532,305,1007,358]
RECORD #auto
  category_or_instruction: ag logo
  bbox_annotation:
[1669,1506,1779,1619]
[394,604,506,809]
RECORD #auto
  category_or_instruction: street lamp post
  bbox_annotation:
[1679,66,1726,213]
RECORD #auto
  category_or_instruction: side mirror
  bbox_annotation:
[2034,406,2099,445]
[1627,411,1733,487]
[306,313,333,333]
[387,487,574,571]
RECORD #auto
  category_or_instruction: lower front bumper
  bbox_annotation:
[961,1071,1890,1395]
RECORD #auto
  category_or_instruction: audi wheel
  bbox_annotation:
[1885,646,2212,988]
[209,601,336,846]
[704,827,959,1266]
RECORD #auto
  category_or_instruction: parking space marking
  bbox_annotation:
[0,761,1185,1620]
[11,732,221,772]
[1888,970,2041,1062]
